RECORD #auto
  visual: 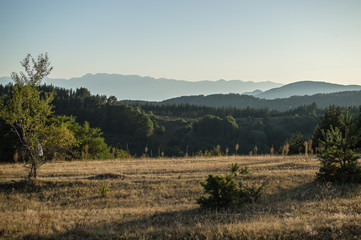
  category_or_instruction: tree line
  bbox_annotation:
[1,54,361,167]
[157,91,361,111]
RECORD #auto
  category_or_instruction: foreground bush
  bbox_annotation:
[197,163,265,209]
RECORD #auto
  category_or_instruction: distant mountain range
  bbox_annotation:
[1,74,361,103]
[0,73,282,101]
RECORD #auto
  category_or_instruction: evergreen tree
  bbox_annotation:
[288,132,305,155]
[318,126,361,182]
[313,105,343,148]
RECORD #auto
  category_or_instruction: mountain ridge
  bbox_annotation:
[1,74,361,102]
[159,90,361,111]
[255,80,361,99]
[0,73,283,101]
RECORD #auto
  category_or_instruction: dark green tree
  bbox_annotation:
[192,115,238,142]
[317,126,361,183]
[313,105,344,148]
[355,109,361,150]
[288,132,305,155]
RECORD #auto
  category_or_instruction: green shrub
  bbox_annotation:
[114,148,131,159]
[100,182,110,197]
[197,163,266,209]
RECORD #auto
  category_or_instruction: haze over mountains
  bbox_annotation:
[1,73,361,103]
[1,74,282,101]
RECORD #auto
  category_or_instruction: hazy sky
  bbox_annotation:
[1,0,361,84]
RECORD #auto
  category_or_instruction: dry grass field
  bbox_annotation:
[1,155,360,239]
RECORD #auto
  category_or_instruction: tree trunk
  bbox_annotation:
[28,164,33,179]
[33,164,37,178]
[28,162,37,179]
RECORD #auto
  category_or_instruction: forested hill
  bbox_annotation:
[160,91,361,111]
[1,83,361,160]
[255,81,361,99]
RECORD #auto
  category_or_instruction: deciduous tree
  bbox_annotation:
[0,54,75,178]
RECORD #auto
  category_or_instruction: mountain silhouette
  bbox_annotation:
[254,81,361,99]
[160,90,361,111]
[1,75,360,102]
[1,74,282,101]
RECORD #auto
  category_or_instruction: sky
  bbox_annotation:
[0,0,361,85]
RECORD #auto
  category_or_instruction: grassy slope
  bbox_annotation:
[0,156,360,239]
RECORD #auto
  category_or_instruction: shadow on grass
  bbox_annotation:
[266,179,360,204]
[0,179,89,194]
[13,179,361,239]
[86,173,126,180]
[22,195,361,240]
[22,208,215,240]
[0,179,43,194]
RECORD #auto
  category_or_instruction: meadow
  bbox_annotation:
[1,155,360,239]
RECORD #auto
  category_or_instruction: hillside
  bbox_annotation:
[161,90,361,111]
[1,74,282,101]
[1,156,360,239]
[0,84,326,160]
[255,81,361,99]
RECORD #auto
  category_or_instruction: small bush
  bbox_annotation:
[197,163,266,209]
[99,182,110,197]
[207,145,222,156]
[114,148,131,159]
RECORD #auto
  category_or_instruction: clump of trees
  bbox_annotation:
[36,85,155,156]
[46,115,114,160]
[183,115,240,155]
[1,82,330,157]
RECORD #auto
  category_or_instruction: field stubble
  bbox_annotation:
[0,155,360,239]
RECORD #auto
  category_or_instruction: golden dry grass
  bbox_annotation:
[0,155,360,239]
